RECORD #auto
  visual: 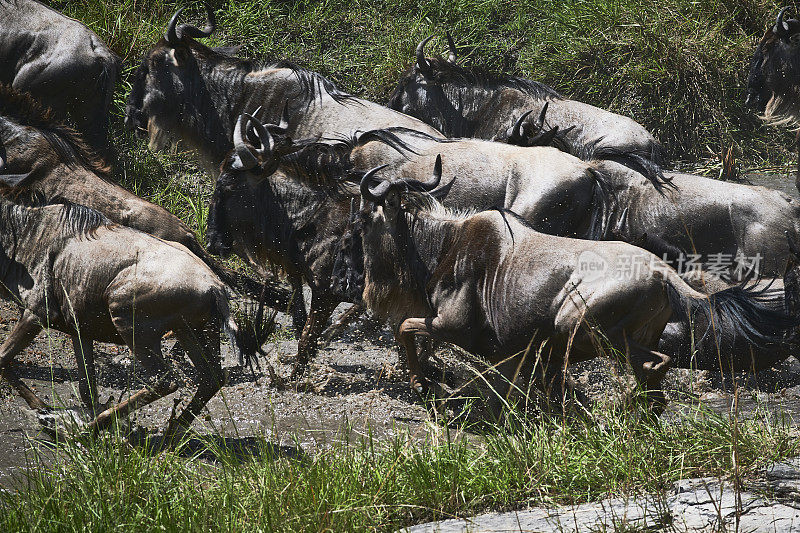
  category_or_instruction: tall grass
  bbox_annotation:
[54,0,797,170]
[0,402,795,531]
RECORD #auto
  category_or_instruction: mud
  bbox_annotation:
[1,173,800,490]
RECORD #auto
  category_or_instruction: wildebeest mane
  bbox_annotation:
[389,56,562,104]
[279,127,437,188]
[188,40,354,106]
[57,200,113,239]
[0,84,111,178]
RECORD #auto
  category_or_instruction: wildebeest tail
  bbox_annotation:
[666,279,796,352]
[583,167,615,241]
[213,287,276,369]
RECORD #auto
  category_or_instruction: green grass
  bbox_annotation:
[55,0,800,174]
[0,402,795,531]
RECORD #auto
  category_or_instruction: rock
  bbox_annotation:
[403,459,800,532]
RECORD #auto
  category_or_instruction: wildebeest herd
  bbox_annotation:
[2,2,800,437]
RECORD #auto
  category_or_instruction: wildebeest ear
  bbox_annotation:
[167,47,190,67]
[0,171,34,188]
[212,45,244,57]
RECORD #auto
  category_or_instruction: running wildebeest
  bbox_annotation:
[207,115,367,379]
[356,160,794,413]
[596,160,800,278]
[0,197,251,438]
[124,6,442,174]
[0,0,120,153]
[0,84,296,320]
[207,116,617,377]
[387,35,666,186]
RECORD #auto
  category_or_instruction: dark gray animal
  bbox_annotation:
[0,0,119,152]
[388,36,666,186]
[746,7,800,182]
[207,115,364,378]
[124,6,441,174]
[0,84,295,318]
[597,160,800,278]
[0,197,249,438]
[356,163,794,413]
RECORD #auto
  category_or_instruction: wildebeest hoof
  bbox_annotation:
[36,407,91,438]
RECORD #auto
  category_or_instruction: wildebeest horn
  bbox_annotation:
[266,102,290,136]
[775,7,792,37]
[359,165,391,203]
[511,109,535,139]
[446,32,458,63]
[165,8,184,45]
[244,113,275,158]
[165,5,216,44]
[402,154,443,192]
[416,35,434,72]
[233,114,259,170]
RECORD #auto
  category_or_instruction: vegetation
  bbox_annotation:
[55,0,799,177]
[3,2,798,531]
[1,403,796,531]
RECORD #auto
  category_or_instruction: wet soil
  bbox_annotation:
[1,173,800,489]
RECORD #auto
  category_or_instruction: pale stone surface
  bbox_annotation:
[404,459,800,532]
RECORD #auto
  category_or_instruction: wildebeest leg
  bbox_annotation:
[319,304,364,345]
[624,339,672,413]
[165,326,226,440]
[397,317,443,395]
[0,311,46,410]
[289,277,308,339]
[72,335,99,414]
[290,294,338,380]
[86,338,180,433]
[795,131,800,194]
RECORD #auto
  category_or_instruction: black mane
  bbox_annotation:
[57,201,112,238]
[188,41,355,106]
[0,84,111,178]
[279,127,440,187]
[389,56,562,103]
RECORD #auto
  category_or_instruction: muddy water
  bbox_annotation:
[2,173,800,489]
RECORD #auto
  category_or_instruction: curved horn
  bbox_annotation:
[266,102,290,135]
[177,4,216,40]
[359,165,390,203]
[232,114,259,170]
[446,32,458,63]
[403,154,443,192]
[415,35,434,72]
[775,6,792,37]
[244,113,275,158]
[511,109,534,139]
[165,8,185,45]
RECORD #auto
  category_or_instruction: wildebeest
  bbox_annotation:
[346,128,613,240]
[387,36,666,186]
[747,7,800,181]
[207,115,364,378]
[0,84,296,320]
[124,6,442,174]
[0,0,120,153]
[0,197,249,438]
[356,161,794,412]
[597,160,800,278]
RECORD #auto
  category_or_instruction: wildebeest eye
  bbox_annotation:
[791,33,800,44]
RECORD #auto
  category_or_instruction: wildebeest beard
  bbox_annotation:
[361,201,452,322]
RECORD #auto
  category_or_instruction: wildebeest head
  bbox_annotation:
[747,7,800,124]
[358,156,443,319]
[207,113,302,261]
[125,6,235,159]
